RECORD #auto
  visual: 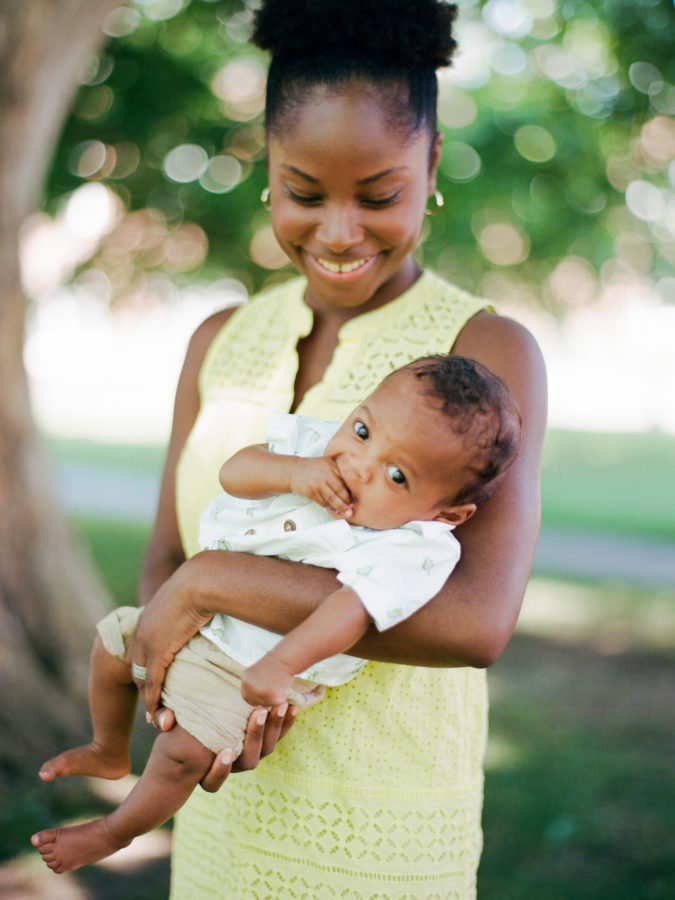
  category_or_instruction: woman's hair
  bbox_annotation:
[251,0,458,141]
[404,354,523,506]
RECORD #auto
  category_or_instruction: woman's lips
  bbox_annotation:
[308,253,377,280]
[316,256,372,274]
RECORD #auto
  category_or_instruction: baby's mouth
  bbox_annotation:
[314,256,373,274]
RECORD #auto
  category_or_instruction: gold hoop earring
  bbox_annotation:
[425,189,444,216]
[260,186,271,210]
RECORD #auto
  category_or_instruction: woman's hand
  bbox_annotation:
[149,702,297,792]
[126,565,212,717]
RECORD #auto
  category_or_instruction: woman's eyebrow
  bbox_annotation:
[280,165,409,185]
[281,164,319,183]
[357,167,409,186]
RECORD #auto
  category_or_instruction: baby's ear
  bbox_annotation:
[434,503,476,527]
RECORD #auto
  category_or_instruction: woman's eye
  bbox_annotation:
[387,465,406,485]
[353,421,369,440]
[362,191,401,208]
[286,187,321,205]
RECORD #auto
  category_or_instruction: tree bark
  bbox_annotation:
[0,0,121,776]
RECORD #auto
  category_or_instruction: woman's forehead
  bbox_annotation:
[268,95,428,175]
[271,79,419,145]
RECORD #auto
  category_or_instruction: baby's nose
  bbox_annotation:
[354,457,374,483]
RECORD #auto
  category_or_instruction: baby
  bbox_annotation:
[32,353,521,874]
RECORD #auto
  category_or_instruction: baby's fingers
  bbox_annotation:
[321,483,353,517]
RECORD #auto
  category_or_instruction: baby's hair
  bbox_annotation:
[404,354,522,506]
[251,0,458,141]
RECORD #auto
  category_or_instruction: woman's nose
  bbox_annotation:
[315,203,364,253]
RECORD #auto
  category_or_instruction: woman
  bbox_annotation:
[131,0,547,895]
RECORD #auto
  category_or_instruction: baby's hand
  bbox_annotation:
[290,457,353,518]
[242,655,294,708]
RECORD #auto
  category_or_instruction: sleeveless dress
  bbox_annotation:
[172,270,491,899]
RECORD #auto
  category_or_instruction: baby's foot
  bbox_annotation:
[31,818,131,873]
[39,742,130,782]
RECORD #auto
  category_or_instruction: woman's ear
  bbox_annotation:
[434,503,477,527]
[428,131,443,188]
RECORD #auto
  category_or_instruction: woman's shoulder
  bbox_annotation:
[454,307,544,373]
[182,307,238,376]
[185,276,307,372]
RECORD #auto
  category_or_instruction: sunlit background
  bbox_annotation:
[20,0,674,443]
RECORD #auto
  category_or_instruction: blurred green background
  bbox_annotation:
[5,0,674,897]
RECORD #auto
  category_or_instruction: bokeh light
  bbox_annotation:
[249,226,289,270]
[514,125,556,163]
[163,144,209,183]
[441,141,481,182]
[211,57,266,122]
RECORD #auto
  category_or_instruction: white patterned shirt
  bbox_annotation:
[199,413,461,685]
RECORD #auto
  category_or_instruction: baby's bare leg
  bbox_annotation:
[32,724,215,873]
[39,635,137,782]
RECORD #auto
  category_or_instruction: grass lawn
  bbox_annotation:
[541,428,675,540]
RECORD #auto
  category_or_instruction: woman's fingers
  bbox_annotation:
[139,663,164,716]
[185,704,299,793]
[232,708,268,771]
[259,703,287,758]
[276,703,298,744]
[199,748,235,793]
[149,706,176,731]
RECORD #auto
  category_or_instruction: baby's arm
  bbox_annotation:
[241,587,370,707]
[220,444,353,517]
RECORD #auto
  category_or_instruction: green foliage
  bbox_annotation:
[45,0,674,308]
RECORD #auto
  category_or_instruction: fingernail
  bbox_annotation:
[145,712,152,724]
[158,711,169,730]
[220,749,233,765]
[256,711,268,726]
[276,703,288,718]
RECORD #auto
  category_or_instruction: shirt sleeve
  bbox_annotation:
[266,412,341,459]
[334,522,461,631]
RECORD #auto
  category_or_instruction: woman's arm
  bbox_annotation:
[137,310,546,696]
[139,309,234,603]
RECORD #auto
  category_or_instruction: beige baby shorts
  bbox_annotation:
[97,606,325,757]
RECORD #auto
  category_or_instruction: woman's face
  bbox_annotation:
[267,83,441,315]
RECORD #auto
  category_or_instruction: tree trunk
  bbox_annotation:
[0,0,121,777]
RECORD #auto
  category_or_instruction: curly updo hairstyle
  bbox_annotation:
[251,0,458,143]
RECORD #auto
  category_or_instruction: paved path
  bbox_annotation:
[56,462,675,589]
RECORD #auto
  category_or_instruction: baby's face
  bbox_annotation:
[324,370,474,529]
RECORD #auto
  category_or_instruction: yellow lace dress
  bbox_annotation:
[172,270,491,899]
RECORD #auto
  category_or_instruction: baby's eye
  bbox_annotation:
[387,465,406,485]
[353,420,369,440]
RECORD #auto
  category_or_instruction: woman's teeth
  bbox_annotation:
[317,257,370,274]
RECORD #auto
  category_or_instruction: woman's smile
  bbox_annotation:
[266,84,440,314]
[309,253,378,280]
